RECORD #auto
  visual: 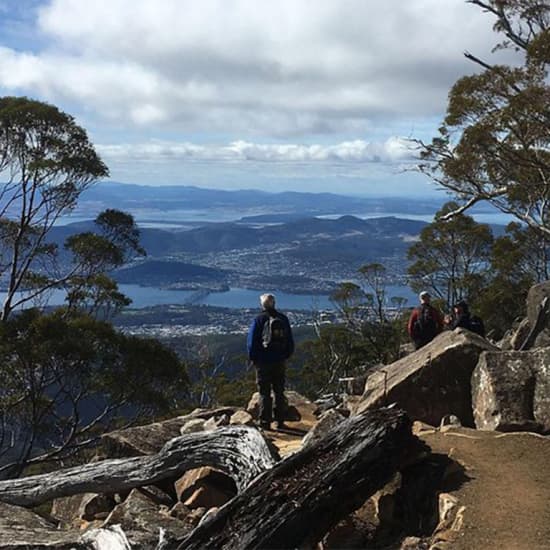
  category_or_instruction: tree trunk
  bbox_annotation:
[0,426,277,507]
[174,407,423,550]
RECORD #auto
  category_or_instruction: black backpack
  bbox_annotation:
[262,315,288,352]
[413,304,437,341]
[468,315,485,337]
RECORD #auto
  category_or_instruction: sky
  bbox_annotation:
[0,0,517,196]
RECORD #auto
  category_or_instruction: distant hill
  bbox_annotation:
[50,215,426,257]
[76,181,444,219]
[114,260,228,287]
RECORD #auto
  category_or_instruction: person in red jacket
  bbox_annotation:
[407,291,444,349]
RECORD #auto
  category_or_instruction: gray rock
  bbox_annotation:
[0,501,80,548]
[355,329,498,427]
[472,348,550,432]
[510,318,531,350]
[526,282,550,348]
[101,407,236,457]
[103,488,191,548]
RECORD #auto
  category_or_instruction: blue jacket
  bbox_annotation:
[247,309,294,365]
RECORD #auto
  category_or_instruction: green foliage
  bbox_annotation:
[0,96,144,320]
[419,1,550,238]
[473,222,550,338]
[213,368,257,408]
[408,202,493,309]
[292,263,407,397]
[0,309,188,476]
[0,98,182,478]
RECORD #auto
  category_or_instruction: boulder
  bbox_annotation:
[355,329,498,427]
[472,348,550,433]
[0,501,131,548]
[50,492,116,526]
[229,410,254,425]
[103,488,191,547]
[174,466,237,505]
[0,501,78,548]
[510,318,531,350]
[101,407,236,457]
[526,281,550,348]
[246,390,317,424]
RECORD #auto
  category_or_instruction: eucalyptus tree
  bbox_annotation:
[0,97,187,477]
[418,1,550,237]
[0,96,144,320]
[407,202,493,309]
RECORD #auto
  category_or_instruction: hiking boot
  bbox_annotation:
[259,421,271,430]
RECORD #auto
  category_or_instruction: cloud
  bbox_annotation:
[0,0,520,138]
[97,137,417,165]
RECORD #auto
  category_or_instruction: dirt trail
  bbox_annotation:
[420,427,550,550]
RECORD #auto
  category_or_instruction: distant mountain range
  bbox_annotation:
[52,214,426,256]
[75,181,444,219]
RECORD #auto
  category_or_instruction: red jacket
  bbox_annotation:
[407,304,444,337]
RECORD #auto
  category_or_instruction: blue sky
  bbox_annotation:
[0,0,516,196]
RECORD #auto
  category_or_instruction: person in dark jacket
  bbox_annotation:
[451,301,471,330]
[451,301,485,336]
[247,293,294,430]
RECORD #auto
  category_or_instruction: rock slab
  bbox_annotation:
[472,348,550,432]
[356,329,497,427]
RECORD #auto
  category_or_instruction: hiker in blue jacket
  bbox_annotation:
[247,293,294,431]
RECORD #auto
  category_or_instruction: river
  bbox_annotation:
[11,283,419,311]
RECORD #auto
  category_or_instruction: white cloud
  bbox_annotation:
[97,137,416,165]
[0,0,520,138]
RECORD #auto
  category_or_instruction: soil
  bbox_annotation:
[419,425,550,550]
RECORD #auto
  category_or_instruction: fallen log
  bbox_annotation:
[0,426,277,508]
[175,407,424,550]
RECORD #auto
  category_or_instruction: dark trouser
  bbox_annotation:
[255,362,286,423]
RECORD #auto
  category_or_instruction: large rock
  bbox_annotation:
[101,407,236,457]
[355,329,498,427]
[103,487,191,547]
[526,281,550,348]
[0,501,131,548]
[472,348,550,433]
[174,466,237,506]
[0,501,78,548]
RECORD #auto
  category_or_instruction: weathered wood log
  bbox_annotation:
[174,407,424,550]
[0,426,277,508]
